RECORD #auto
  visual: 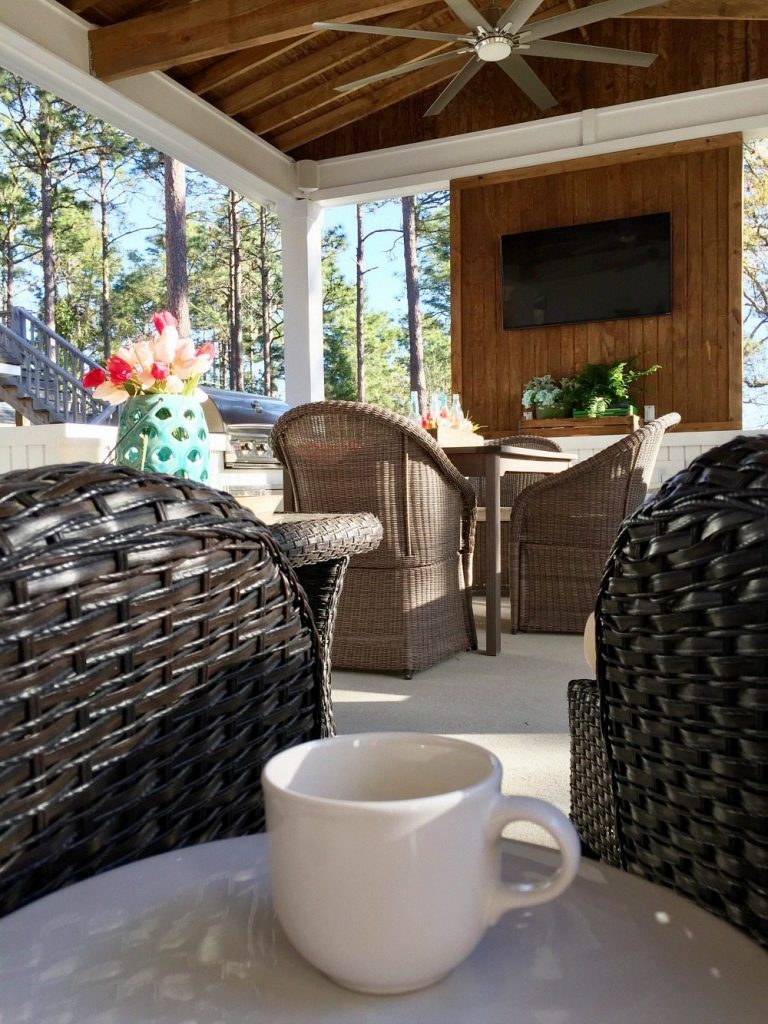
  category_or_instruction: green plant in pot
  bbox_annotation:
[571,357,660,418]
[522,374,572,419]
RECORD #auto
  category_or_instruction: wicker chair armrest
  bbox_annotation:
[567,678,621,866]
[267,512,383,567]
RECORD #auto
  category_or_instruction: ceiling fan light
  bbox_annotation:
[475,35,513,62]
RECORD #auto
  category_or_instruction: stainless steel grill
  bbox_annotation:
[202,387,289,468]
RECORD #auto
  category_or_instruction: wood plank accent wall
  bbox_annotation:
[451,135,743,435]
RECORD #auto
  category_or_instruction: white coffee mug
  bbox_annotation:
[262,732,581,995]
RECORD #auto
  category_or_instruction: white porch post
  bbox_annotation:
[279,199,325,405]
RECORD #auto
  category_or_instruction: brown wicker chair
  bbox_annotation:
[0,462,324,918]
[271,401,477,677]
[471,434,563,594]
[568,435,768,948]
[508,413,680,632]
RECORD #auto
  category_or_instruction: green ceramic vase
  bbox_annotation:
[115,393,210,483]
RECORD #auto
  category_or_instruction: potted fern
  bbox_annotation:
[571,358,660,418]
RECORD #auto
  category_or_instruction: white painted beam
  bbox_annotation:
[0,0,297,207]
[312,78,768,204]
[279,200,325,405]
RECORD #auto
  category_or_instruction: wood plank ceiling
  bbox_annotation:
[55,1,768,159]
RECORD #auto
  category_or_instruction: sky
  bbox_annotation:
[323,201,408,318]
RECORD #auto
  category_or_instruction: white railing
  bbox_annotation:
[0,308,107,423]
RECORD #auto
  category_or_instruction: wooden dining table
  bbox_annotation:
[441,443,577,655]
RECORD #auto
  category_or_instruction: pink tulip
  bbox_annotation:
[153,310,178,334]
[151,362,169,380]
[132,340,155,372]
[153,327,179,363]
[115,345,136,366]
[93,380,130,404]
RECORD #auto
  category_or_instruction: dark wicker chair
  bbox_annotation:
[272,401,477,677]
[568,435,768,948]
[0,462,325,918]
[508,413,680,632]
[471,434,563,594]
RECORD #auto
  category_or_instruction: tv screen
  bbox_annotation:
[501,212,672,330]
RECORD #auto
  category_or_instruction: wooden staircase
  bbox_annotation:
[0,308,107,425]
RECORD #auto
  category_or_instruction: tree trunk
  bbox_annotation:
[163,154,190,337]
[98,154,111,358]
[259,206,273,396]
[402,195,426,410]
[39,95,57,331]
[228,190,244,391]
[355,204,366,402]
[3,222,14,320]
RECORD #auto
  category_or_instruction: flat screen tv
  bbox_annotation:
[501,212,672,330]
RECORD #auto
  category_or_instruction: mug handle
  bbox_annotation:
[484,795,582,925]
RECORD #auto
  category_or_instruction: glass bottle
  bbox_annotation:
[407,390,420,422]
[449,394,463,428]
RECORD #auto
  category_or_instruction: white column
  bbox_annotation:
[279,198,325,405]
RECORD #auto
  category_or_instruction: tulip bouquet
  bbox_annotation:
[82,311,214,404]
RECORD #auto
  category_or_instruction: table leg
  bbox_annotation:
[291,557,349,738]
[282,467,295,511]
[485,452,501,655]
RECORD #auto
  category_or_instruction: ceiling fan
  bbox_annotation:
[314,0,662,116]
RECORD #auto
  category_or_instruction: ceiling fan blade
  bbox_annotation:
[497,0,546,35]
[498,54,558,110]
[336,51,469,93]
[313,21,463,44]
[443,1,493,32]
[526,0,667,42]
[527,39,657,67]
[425,57,483,116]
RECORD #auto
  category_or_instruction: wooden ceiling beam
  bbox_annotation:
[269,59,462,152]
[245,36,456,135]
[64,1,102,12]
[628,1,768,18]
[65,0,191,15]
[183,36,322,96]
[89,0,436,81]
[532,0,767,19]
[223,7,455,116]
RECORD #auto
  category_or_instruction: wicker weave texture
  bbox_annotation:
[268,512,383,735]
[0,463,323,917]
[471,435,563,594]
[508,414,680,633]
[567,678,621,866]
[574,435,768,947]
[272,402,477,675]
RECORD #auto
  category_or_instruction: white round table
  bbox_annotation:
[1,835,765,1023]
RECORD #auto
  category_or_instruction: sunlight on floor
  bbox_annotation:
[331,599,591,847]
[333,691,410,703]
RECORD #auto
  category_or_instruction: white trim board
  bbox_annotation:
[0,0,297,207]
[311,78,768,205]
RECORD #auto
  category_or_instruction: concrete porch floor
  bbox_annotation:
[331,597,590,847]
